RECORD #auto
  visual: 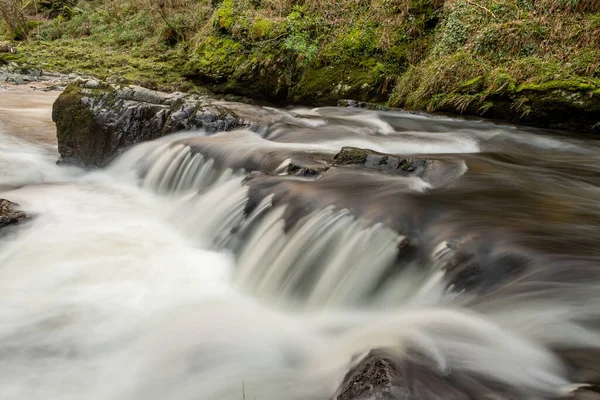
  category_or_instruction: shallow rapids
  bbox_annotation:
[2,92,600,400]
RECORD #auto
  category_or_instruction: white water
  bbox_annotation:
[0,105,598,400]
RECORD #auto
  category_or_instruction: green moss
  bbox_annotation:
[459,76,485,93]
[52,84,96,161]
[3,0,600,131]
[9,40,190,90]
[485,71,517,95]
[214,0,237,32]
[517,80,599,93]
[249,17,284,40]
[185,35,244,79]
[293,64,382,105]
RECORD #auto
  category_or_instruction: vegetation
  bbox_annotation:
[1,0,599,127]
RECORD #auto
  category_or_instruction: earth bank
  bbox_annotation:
[1,0,599,131]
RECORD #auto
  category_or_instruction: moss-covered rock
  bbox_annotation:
[52,79,261,167]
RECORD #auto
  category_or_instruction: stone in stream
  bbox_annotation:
[0,199,28,229]
[332,146,467,188]
[332,348,597,400]
[332,348,519,400]
[52,79,290,167]
[334,146,429,174]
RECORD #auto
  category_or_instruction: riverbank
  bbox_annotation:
[1,0,599,132]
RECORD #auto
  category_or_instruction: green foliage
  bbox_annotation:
[432,1,480,56]
[3,0,600,118]
[281,6,320,66]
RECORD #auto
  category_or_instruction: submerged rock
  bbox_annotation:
[52,79,285,167]
[0,199,27,229]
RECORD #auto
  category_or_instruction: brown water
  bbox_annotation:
[0,85,59,146]
[1,86,600,400]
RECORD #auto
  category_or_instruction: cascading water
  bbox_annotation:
[2,90,600,400]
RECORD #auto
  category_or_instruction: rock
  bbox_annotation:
[333,351,405,400]
[332,147,468,188]
[333,348,536,400]
[28,68,42,78]
[571,386,600,400]
[331,349,479,400]
[0,43,17,54]
[41,84,65,92]
[337,99,392,112]
[84,79,100,89]
[52,80,282,167]
[9,76,25,85]
[0,199,27,229]
[333,147,428,175]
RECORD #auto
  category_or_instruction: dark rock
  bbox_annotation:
[337,99,393,112]
[333,351,405,400]
[332,147,468,188]
[333,349,536,400]
[0,43,17,54]
[41,84,65,92]
[332,349,488,400]
[334,147,428,175]
[571,386,600,400]
[0,199,27,229]
[286,160,330,177]
[52,80,279,167]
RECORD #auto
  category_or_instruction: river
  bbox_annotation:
[1,84,600,400]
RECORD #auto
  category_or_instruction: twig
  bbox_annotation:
[464,0,497,19]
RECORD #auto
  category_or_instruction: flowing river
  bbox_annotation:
[1,84,600,400]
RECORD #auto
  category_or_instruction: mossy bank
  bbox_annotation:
[2,0,600,131]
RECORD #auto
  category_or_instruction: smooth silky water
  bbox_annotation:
[2,87,600,400]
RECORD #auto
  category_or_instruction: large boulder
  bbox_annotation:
[52,79,284,167]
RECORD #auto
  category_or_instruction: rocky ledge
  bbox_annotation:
[52,79,289,167]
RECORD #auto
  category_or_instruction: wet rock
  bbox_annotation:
[0,199,27,229]
[333,348,534,400]
[571,386,600,400]
[333,147,468,188]
[286,160,330,177]
[333,351,405,400]
[52,80,282,167]
[337,99,392,112]
[334,147,428,175]
[40,84,65,92]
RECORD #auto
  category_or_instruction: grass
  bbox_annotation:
[1,0,599,123]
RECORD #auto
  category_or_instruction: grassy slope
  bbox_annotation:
[1,0,599,127]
